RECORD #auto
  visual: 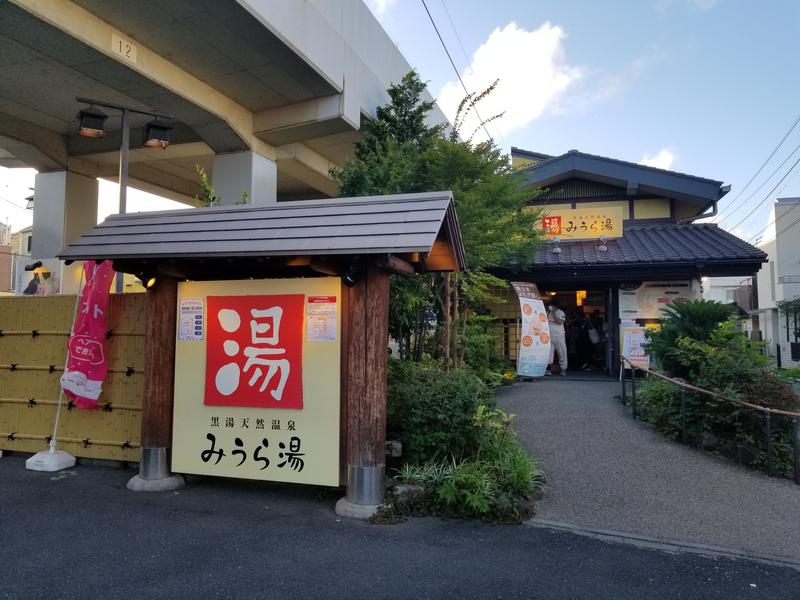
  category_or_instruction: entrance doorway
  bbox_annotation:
[541,288,609,375]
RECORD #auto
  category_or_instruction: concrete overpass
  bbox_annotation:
[0,0,445,289]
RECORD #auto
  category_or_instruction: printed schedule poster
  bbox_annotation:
[306,295,337,342]
[178,297,204,341]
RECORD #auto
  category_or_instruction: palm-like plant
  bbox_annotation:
[646,299,734,377]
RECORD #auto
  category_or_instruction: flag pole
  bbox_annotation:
[25,264,87,472]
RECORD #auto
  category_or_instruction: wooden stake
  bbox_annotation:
[442,273,451,371]
[140,276,177,449]
[346,264,389,470]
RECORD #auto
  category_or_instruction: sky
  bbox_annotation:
[2,0,798,245]
[366,0,800,243]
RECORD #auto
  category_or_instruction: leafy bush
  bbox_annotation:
[646,299,734,377]
[778,366,800,380]
[387,360,494,465]
[388,407,543,522]
[637,324,800,474]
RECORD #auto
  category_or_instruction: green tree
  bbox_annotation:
[331,71,542,367]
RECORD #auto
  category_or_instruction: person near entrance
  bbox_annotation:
[546,300,568,376]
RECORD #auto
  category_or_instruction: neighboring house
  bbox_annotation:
[749,197,800,367]
[489,148,767,375]
[9,225,33,294]
[701,275,751,305]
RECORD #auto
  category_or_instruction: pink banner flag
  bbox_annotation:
[60,260,116,409]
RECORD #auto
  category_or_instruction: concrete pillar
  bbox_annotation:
[32,171,98,260]
[31,171,98,294]
[211,151,277,206]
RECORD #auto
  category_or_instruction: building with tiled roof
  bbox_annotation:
[491,148,766,375]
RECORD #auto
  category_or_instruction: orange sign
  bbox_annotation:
[541,206,625,240]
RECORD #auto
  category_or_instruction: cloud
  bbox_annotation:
[436,22,581,143]
[640,149,677,170]
[364,0,398,21]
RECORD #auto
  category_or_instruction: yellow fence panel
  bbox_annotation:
[0,294,145,461]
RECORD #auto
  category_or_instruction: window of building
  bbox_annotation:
[26,235,31,253]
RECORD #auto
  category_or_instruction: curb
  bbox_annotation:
[526,518,800,571]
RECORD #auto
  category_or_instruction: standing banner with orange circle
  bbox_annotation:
[511,282,551,378]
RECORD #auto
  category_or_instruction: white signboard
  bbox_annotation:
[618,281,699,320]
[622,326,650,370]
[178,297,204,341]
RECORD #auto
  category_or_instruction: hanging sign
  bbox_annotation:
[511,282,551,377]
[541,206,625,240]
[60,260,116,409]
[172,278,341,487]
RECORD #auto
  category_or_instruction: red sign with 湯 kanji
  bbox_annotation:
[205,295,304,409]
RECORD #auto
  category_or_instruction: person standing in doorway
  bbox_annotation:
[546,300,568,376]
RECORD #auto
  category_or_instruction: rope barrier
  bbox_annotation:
[0,397,142,411]
[0,364,142,374]
[0,330,143,336]
[621,355,800,418]
[0,432,140,449]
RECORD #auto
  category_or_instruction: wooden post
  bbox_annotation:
[338,264,389,513]
[127,275,184,491]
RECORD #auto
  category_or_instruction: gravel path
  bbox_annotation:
[498,379,800,561]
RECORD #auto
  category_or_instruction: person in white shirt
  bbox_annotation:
[546,301,568,376]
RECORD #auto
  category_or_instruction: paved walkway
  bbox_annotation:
[1,455,799,599]
[497,379,800,561]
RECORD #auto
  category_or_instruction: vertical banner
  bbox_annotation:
[511,282,551,377]
[60,260,116,409]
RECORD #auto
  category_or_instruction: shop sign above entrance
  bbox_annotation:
[171,277,341,487]
[541,206,625,240]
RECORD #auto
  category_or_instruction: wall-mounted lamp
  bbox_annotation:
[77,107,108,138]
[144,120,172,149]
[598,234,608,253]
[342,261,360,287]
[76,96,173,292]
[551,236,562,254]
[137,273,157,289]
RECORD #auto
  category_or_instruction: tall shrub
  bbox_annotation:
[646,299,734,377]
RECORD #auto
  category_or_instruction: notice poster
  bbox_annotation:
[511,282,551,378]
[622,326,650,370]
[178,297,204,341]
[172,278,341,487]
[307,295,337,342]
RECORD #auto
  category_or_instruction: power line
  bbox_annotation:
[438,0,508,149]
[0,194,29,210]
[717,109,800,220]
[720,141,800,227]
[420,0,493,143]
[726,150,800,233]
[748,171,800,244]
